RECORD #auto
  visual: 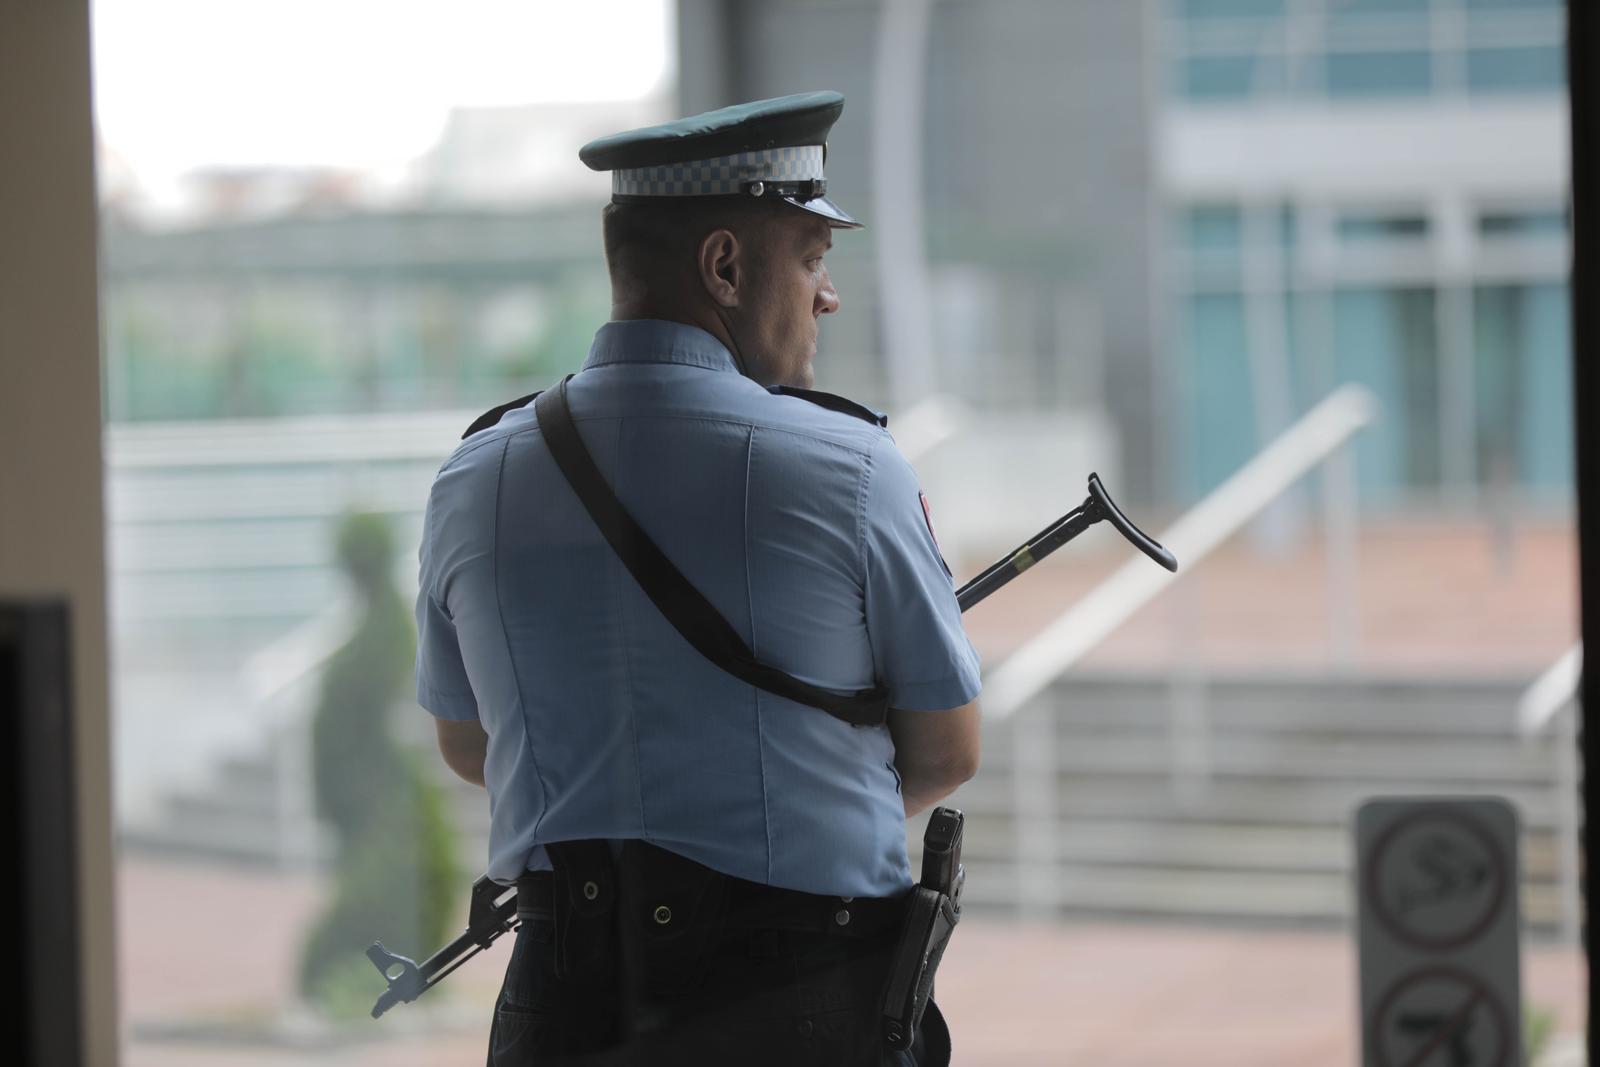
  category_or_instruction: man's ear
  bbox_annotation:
[698,228,741,308]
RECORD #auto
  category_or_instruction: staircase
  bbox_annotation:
[119,726,335,869]
[942,672,1570,931]
[123,672,1574,933]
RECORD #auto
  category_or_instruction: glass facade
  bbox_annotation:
[1172,201,1570,505]
[1170,0,1564,102]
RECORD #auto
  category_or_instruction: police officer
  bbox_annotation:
[416,91,981,1066]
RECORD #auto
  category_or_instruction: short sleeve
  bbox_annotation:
[415,589,479,721]
[862,437,982,711]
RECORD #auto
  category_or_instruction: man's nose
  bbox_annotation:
[816,268,840,316]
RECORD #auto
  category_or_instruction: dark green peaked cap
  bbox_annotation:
[579,91,844,169]
[578,91,861,229]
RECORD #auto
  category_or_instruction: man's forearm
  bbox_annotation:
[899,764,970,818]
[903,785,950,819]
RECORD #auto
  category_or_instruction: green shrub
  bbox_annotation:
[298,512,461,1009]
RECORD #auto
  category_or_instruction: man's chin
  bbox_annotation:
[795,350,817,389]
[770,358,814,390]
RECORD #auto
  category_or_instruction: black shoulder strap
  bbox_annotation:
[463,391,543,440]
[535,377,889,728]
[767,385,889,427]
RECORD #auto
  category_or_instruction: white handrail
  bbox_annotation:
[1517,641,1584,946]
[1518,642,1582,737]
[982,383,1378,720]
[241,597,356,705]
[893,394,969,462]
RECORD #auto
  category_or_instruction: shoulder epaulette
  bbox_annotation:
[462,391,543,440]
[766,385,888,428]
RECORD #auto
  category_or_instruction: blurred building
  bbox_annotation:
[1161,0,1570,508]
[680,0,1155,505]
[408,94,669,205]
[103,2,1580,927]
[680,0,1571,512]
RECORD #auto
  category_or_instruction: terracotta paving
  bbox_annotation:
[119,856,1587,1066]
[957,519,1578,675]
[119,520,1587,1063]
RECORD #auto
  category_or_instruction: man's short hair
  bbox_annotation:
[601,197,789,282]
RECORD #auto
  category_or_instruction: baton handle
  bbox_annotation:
[955,473,1176,614]
[1087,473,1177,573]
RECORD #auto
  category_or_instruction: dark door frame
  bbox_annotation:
[1566,3,1596,1062]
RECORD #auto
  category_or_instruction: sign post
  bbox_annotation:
[1356,797,1522,1067]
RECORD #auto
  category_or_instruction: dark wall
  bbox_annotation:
[677,0,1161,499]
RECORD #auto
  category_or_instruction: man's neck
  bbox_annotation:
[609,300,747,378]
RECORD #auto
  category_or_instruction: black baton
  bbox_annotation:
[956,473,1176,614]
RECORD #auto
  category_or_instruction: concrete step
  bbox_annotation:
[1028,679,1529,735]
[946,777,1566,829]
[120,807,334,868]
[1020,707,1535,742]
[978,734,1559,784]
[1044,672,1525,705]
[948,816,1566,876]
[123,670,1577,933]
[955,861,1567,929]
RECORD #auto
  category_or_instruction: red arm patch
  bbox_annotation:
[919,492,941,550]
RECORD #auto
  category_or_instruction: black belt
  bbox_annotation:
[516,868,908,941]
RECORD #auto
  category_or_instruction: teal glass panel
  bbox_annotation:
[1329,0,1428,15]
[1332,288,1439,499]
[1464,0,1560,10]
[1179,292,1257,498]
[1474,284,1572,491]
[1178,0,1285,19]
[1337,213,1429,242]
[1278,203,1297,252]
[1179,55,1286,99]
[1520,284,1573,489]
[1283,288,1320,413]
[1181,205,1244,284]
[1186,205,1243,251]
[1466,46,1563,93]
[1472,286,1520,487]
[1326,50,1432,97]
[1478,209,1568,237]
[1325,1,1431,49]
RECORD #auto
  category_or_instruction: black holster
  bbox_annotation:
[880,807,965,1051]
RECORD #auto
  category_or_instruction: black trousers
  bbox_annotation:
[486,904,950,1066]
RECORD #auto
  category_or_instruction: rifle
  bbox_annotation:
[366,876,517,1018]
[368,472,1175,1018]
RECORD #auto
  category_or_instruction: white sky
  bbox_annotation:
[90,0,675,185]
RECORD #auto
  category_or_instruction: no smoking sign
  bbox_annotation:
[1357,798,1522,1067]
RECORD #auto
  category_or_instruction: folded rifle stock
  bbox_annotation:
[367,875,518,1018]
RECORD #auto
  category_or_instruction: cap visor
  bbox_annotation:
[786,195,862,229]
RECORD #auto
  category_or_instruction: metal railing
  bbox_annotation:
[981,383,1377,918]
[983,383,1378,719]
[1518,642,1583,945]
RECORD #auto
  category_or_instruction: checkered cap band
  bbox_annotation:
[612,145,825,197]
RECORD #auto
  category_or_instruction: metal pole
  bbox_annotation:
[1321,439,1361,667]
[870,0,936,409]
[1012,700,1060,921]
[1557,700,1583,947]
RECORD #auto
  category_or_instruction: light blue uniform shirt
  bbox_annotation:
[415,319,981,898]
